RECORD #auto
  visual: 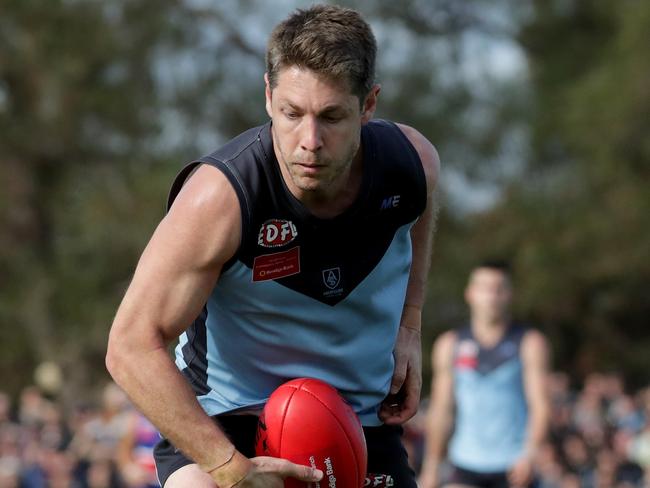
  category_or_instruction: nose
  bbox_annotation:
[300,116,323,153]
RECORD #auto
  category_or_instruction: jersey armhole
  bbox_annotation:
[166,158,251,273]
[386,121,428,217]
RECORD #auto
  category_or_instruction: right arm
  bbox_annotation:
[418,330,456,488]
[106,165,321,487]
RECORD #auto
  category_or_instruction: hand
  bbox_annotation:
[417,462,440,488]
[221,456,323,488]
[508,456,533,488]
[379,324,422,425]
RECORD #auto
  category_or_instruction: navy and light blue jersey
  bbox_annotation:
[167,120,427,426]
[448,325,529,472]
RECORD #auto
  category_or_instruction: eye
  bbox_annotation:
[322,114,342,124]
[283,110,300,120]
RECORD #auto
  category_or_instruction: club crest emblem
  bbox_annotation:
[322,268,341,290]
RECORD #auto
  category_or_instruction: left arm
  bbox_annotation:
[508,329,551,487]
[379,123,440,425]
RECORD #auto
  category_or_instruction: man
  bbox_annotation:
[106,5,439,488]
[419,261,549,488]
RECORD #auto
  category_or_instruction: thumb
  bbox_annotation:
[390,357,407,395]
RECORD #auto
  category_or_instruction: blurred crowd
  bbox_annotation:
[535,372,650,488]
[0,383,158,488]
[2,372,650,487]
[403,372,650,487]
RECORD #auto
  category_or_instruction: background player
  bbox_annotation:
[419,261,549,488]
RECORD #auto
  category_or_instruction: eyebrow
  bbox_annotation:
[280,100,350,116]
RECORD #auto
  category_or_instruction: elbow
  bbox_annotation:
[105,317,167,384]
[105,329,123,382]
[105,323,134,385]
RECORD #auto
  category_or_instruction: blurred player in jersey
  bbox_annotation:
[419,261,549,488]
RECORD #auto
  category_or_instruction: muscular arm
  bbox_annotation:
[106,165,251,483]
[419,331,456,488]
[379,124,440,424]
[398,123,440,317]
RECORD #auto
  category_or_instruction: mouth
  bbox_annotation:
[295,161,324,167]
[294,162,325,173]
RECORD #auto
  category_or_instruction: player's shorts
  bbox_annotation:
[154,414,415,487]
[445,464,538,488]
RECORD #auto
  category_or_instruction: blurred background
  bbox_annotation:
[0,0,648,486]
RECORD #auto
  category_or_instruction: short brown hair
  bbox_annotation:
[266,4,377,102]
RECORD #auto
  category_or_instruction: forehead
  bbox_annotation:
[469,268,510,286]
[272,66,358,107]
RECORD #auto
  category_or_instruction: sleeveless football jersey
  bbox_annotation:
[167,120,426,426]
[448,324,529,471]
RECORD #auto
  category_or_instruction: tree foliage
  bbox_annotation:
[429,0,650,387]
[0,0,647,399]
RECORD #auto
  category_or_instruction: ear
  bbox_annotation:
[360,84,381,124]
[264,73,273,119]
[464,285,472,306]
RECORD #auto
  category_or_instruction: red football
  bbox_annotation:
[255,378,367,488]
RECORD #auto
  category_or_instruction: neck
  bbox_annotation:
[471,316,510,347]
[278,146,364,219]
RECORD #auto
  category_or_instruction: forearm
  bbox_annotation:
[400,303,422,334]
[402,223,434,326]
[404,212,435,312]
[106,330,233,472]
[520,330,550,459]
[422,332,456,474]
[404,202,437,317]
[523,405,549,458]
[422,410,453,471]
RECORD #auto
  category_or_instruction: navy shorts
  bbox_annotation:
[154,415,415,487]
[445,464,539,488]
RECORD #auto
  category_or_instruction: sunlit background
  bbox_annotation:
[1,1,649,486]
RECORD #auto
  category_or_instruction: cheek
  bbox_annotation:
[329,125,359,153]
[274,126,298,154]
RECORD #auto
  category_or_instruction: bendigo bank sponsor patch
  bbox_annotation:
[252,246,300,282]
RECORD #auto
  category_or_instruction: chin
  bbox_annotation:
[296,182,325,193]
[292,175,327,193]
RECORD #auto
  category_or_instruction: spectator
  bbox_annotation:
[70,382,130,463]
[3,368,650,487]
[116,411,159,488]
[560,431,594,486]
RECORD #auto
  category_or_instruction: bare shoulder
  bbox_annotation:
[522,328,549,350]
[432,330,457,369]
[396,123,440,192]
[521,329,550,363]
[163,164,241,267]
[434,329,457,351]
[169,164,239,216]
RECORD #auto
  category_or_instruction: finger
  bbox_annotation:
[396,366,421,415]
[275,459,323,482]
[382,407,413,425]
[378,402,400,423]
[399,386,420,421]
[507,469,522,487]
[379,402,409,425]
[382,385,420,425]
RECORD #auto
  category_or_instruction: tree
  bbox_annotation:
[458,0,650,385]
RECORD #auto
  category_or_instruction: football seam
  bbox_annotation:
[278,384,301,456]
[299,387,362,488]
